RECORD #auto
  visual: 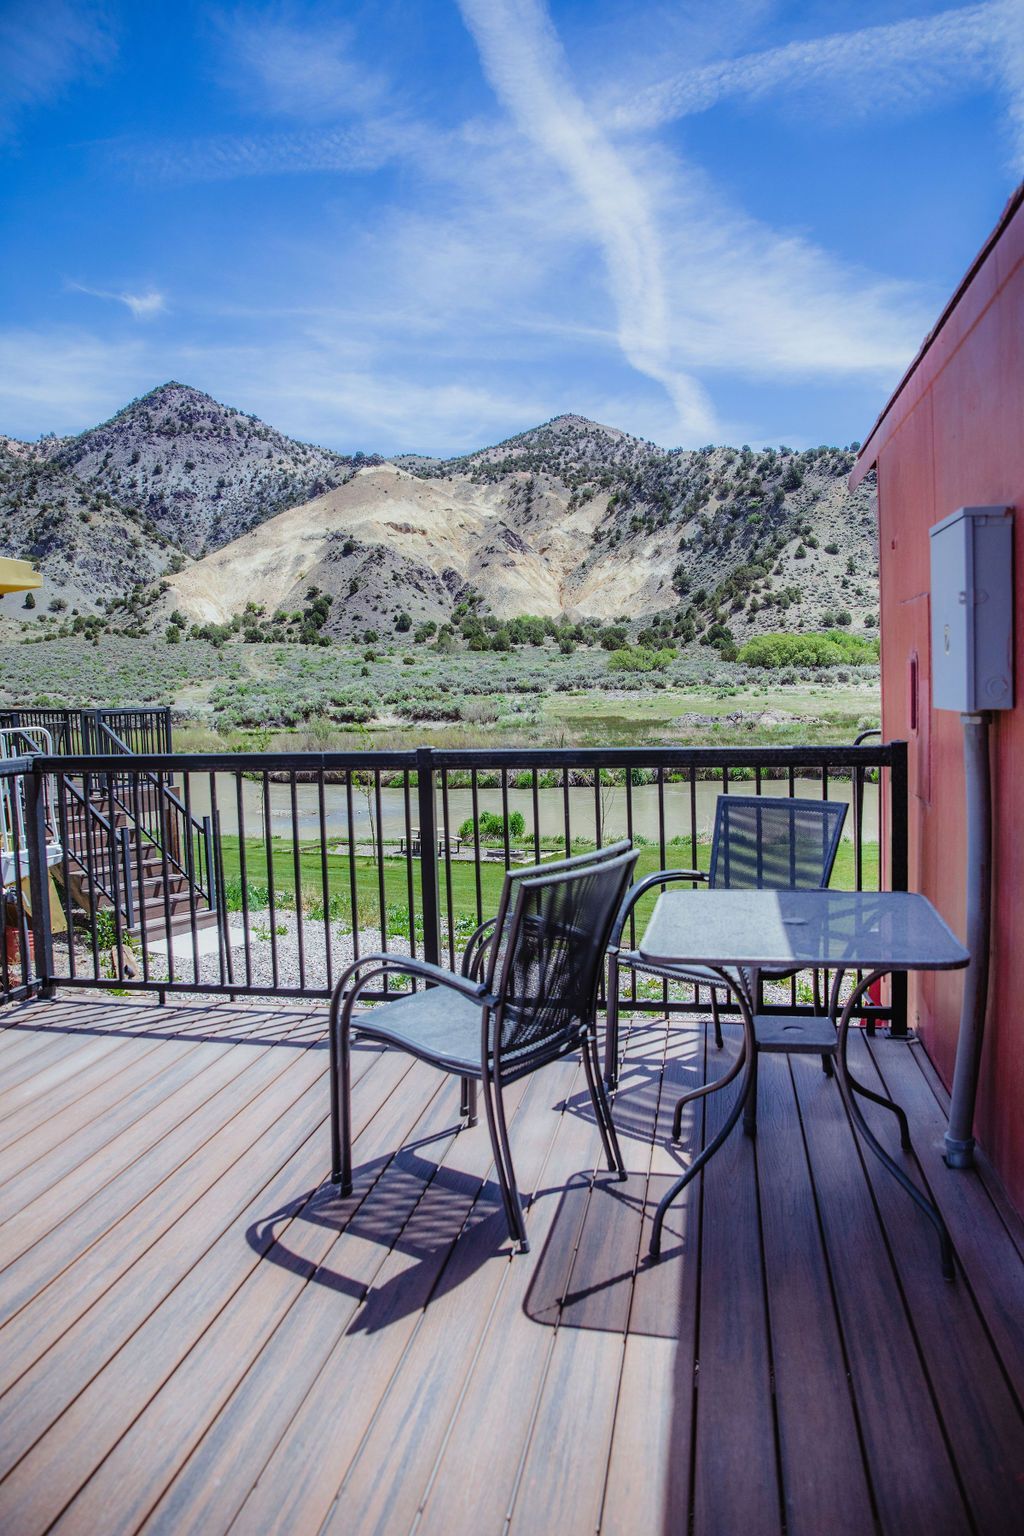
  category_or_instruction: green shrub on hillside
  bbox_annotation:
[607,645,676,674]
[738,630,879,668]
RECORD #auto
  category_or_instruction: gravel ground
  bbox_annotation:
[197,910,414,992]
[55,908,414,997]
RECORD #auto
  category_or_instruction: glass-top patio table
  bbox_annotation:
[636,889,969,1276]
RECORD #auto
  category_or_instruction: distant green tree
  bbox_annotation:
[599,625,628,651]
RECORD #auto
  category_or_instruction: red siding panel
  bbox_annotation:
[870,191,1024,1212]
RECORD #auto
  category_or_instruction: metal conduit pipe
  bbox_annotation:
[944,712,993,1169]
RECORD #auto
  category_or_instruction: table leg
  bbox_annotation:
[834,967,954,1281]
[651,967,756,1260]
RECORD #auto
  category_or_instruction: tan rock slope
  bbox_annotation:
[165,420,876,640]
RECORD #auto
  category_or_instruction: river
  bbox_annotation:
[186,774,880,848]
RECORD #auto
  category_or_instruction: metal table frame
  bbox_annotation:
[635,891,969,1278]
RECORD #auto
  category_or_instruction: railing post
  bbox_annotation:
[120,826,135,930]
[888,740,909,1037]
[416,748,441,968]
[82,708,102,756]
[25,765,55,998]
[203,815,217,911]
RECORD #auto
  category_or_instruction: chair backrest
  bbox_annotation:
[708,795,847,891]
[480,839,631,980]
[487,845,639,1072]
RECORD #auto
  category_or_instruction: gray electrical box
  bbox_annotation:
[929,505,1014,712]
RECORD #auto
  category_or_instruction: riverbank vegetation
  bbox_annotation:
[2,634,879,750]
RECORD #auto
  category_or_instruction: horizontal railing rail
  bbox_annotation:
[24,742,907,1029]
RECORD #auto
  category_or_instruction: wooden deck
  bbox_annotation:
[1,995,1023,1536]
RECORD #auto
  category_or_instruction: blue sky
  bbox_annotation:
[0,1,1021,456]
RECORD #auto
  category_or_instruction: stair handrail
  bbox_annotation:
[89,718,212,903]
[54,772,124,915]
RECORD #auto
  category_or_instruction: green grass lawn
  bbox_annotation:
[217,833,880,945]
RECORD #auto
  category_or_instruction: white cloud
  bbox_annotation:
[607,3,1000,132]
[21,2,1001,454]
[132,0,934,440]
[116,119,426,184]
[0,329,151,437]
[992,0,1024,171]
[232,361,556,454]
[448,0,933,437]
[651,158,931,380]
[121,291,167,320]
[67,282,167,320]
[213,6,387,121]
[456,0,717,439]
[0,324,557,456]
[0,1,115,141]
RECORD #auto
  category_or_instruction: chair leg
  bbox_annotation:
[742,1045,760,1138]
[481,1073,529,1251]
[329,992,353,1196]
[460,1076,478,1126]
[710,988,724,1050]
[584,1030,626,1177]
[604,954,621,1089]
[821,1052,834,1077]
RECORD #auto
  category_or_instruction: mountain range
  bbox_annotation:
[1,383,877,642]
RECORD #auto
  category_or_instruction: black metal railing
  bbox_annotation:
[1,757,48,1006]
[0,706,171,757]
[17,741,907,1029]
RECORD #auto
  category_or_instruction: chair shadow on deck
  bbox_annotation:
[241,1013,709,1342]
[246,1125,520,1333]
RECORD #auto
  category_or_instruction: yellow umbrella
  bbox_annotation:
[0,557,42,595]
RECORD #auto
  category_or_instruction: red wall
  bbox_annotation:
[859,191,1024,1211]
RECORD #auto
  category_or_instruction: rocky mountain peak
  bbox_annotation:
[50,383,366,558]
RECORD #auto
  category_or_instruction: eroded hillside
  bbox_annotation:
[1,394,876,647]
[0,444,179,621]
[164,417,877,642]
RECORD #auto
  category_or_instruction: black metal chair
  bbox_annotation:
[329,841,639,1252]
[604,795,848,1093]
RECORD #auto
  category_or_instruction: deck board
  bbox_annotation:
[756,1052,875,1536]
[1,997,1024,1535]
[691,1034,780,1536]
[601,1021,705,1536]
[848,1034,1024,1533]
[790,1050,971,1536]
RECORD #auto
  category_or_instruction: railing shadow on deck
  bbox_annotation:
[0,998,331,1051]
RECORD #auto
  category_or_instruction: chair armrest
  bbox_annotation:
[607,868,708,952]
[460,916,499,980]
[330,951,490,1018]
